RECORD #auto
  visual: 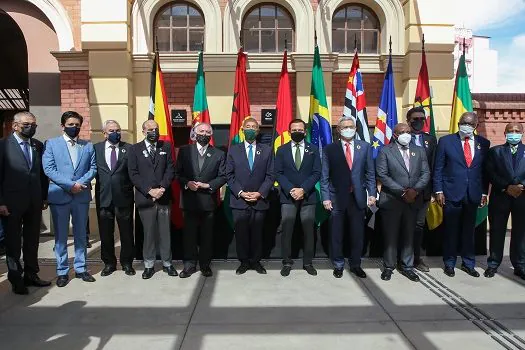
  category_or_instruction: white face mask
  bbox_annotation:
[340,128,356,139]
[459,124,475,136]
[396,133,412,146]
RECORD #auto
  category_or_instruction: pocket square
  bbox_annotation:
[159,151,167,155]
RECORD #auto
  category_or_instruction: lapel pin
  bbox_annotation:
[256,150,261,155]
[356,144,361,150]
[159,151,167,155]
[411,152,416,157]
[305,148,309,153]
[121,149,126,153]
[477,144,481,150]
[142,150,149,158]
[206,153,211,157]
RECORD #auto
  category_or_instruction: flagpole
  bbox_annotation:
[389,35,392,57]
[354,33,358,53]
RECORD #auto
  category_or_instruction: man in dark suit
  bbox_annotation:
[434,112,490,277]
[407,107,437,272]
[128,119,176,279]
[275,119,321,277]
[226,117,274,275]
[94,120,135,277]
[175,122,226,278]
[485,122,525,279]
[0,111,50,294]
[376,123,430,282]
[321,116,376,279]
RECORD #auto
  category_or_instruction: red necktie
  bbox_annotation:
[345,142,353,170]
[464,137,472,167]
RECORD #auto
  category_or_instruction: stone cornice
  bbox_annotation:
[51,51,89,71]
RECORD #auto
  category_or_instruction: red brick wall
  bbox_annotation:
[58,0,81,50]
[60,70,90,139]
[248,72,297,122]
[164,73,196,125]
[331,73,383,125]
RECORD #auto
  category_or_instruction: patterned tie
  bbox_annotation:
[110,145,117,170]
[21,141,31,168]
[149,144,156,163]
[345,142,353,170]
[464,137,472,167]
[402,147,410,171]
[294,143,302,170]
[248,144,254,170]
[68,139,78,166]
[511,145,518,155]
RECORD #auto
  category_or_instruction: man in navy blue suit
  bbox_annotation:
[434,112,490,278]
[321,117,376,279]
[275,119,321,277]
[226,118,274,275]
[485,122,525,280]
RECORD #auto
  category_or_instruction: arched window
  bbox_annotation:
[332,4,380,54]
[242,4,295,53]
[154,2,205,52]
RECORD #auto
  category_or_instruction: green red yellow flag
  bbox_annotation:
[191,51,213,144]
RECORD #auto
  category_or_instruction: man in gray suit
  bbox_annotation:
[376,123,430,282]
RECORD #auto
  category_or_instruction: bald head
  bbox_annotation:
[142,119,159,142]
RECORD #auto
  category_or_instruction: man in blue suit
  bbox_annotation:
[434,112,490,278]
[43,111,97,287]
[226,118,274,275]
[321,117,376,279]
[275,119,321,277]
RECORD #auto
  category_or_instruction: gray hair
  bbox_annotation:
[338,116,356,126]
[13,111,36,122]
[102,119,121,131]
[190,122,213,141]
[460,112,478,123]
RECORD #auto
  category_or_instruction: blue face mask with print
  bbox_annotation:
[506,133,522,145]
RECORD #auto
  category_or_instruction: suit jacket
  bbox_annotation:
[275,141,321,205]
[320,139,376,210]
[486,142,525,195]
[0,134,48,212]
[375,142,431,209]
[128,140,175,208]
[225,142,274,211]
[43,136,97,205]
[175,143,227,211]
[411,132,437,200]
[94,141,134,208]
[433,133,490,204]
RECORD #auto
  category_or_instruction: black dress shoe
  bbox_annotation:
[252,262,267,274]
[12,280,29,295]
[350,267,367,278]
[236,263,250,275]
[484,267,497,278]
[400,269,420,282]
[514,269,525,280]
[179,267,197,278]
[75,272,96,282]
[122,265,136,276]
[381,269,393,281]
[86,240,92,249]
[333,268,343,278]
[303,265,317,276]
[142,268,155,279]
[415,259,430,273]
[163,265,178,276]
[443,266,455,277]
[101,265,117,277]
[24,274,51,287]
[461,264,480,277]
[281,265,292,277]
[56,275,69,287]
[201,267,213,277]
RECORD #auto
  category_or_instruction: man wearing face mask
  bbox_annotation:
[275,119,321,276]
[128,119,176,279]
[434,112,490,278]
[0,111,50,294]
[376,123,430,281]
[485,122,525,279]
[175,123,226,278]
[406,107,437,272]
[226,118,274,275]
[94,120,135,277]
[43,111,97,287]
[321,117,376,279]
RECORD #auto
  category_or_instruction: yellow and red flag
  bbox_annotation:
[273,49,293,153]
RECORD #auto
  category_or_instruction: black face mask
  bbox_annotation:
[64,126,80,139]
[290,132,305,143]
[195,134,211,146]
[146,130,159,143]
[411,119,424,132]
[20,124,37,139]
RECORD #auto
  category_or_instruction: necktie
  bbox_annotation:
[294,143,302,170]
[21,141,31,168]
[110,145,117,170]
[464,137,472,167]
[412,134,422,147]
[149,144,156,163]
[511,145,518,155]
[248,144,254,170]
[345,142,353,170]
[68,139,78,166]
[402,148,410,171]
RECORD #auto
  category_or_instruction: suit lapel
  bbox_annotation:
[75,140,86,170]
[352,141,361,170]
[408,147,418,177]
[392,144,409,173]
[199,146,214,174]
[97,143,110,173]
[8,134,30,171]
[153,142,163,169]
[516,143,525,170]
[453,133,467,167]
[299,143,310,171]
[190,144,200,173]
[502,144,514,177]
[251,144,262,173]
[110,142,126,175]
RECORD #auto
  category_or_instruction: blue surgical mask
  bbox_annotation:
[459,124,475,136]
[506,133,522,145]
[340,128,356,139]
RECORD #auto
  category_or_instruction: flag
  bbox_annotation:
[306,45,332,225]
[224,48,251,227]
[148,51,183,228]
[343,51,370,142]
[371,54,397,159]
[190,51,213,145]
[273,49,293,153]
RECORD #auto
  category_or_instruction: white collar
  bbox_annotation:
[105,140,119,149]
[63,134,78,143]
[13,132,29,144]
[196,142,208,153]
[244,141,256,148]
[292,140,305,148]
[144,139,156,148]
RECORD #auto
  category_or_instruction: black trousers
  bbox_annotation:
[183,210,214,269]
[443,198,478,268]
[382,202,417,271]
[232,207,266,263]
[488,192,525,270]
[5,199,42,283]
[281,203,315,266]
[413,200,430,261]
[97,205,134,267]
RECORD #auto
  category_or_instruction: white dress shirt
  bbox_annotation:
[460,134,475,158]
[63,134,79,166]
[144,139,157,152]
[13,132,32,163]
[341,139,354,159]
[291,140,305,164]
[105,141,119,168]
[197,142,208,156]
